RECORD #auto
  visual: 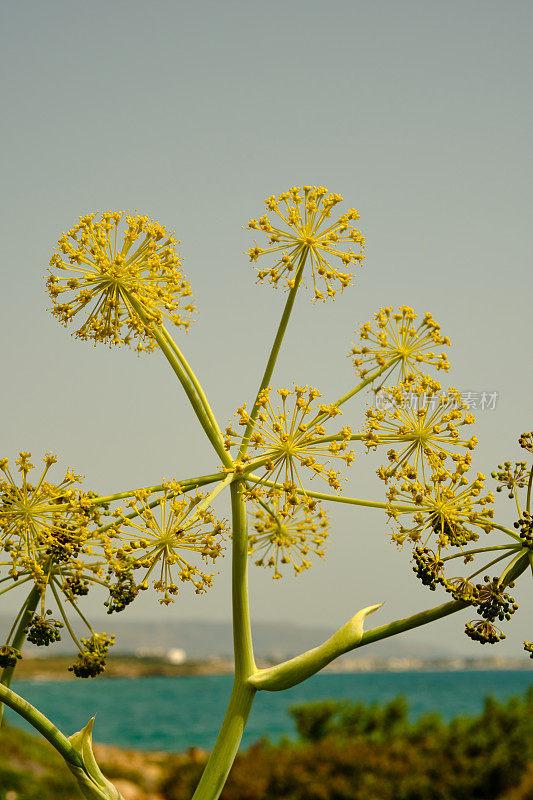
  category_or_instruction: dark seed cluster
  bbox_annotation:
[412,547,444,591]
[0,645,22,668]
[443,576,478,603]
[465,620,505,645]
[63,574,90,598]
[105,573,139,614]
[68,632,115,678]
[26,615,63,646]
[514,512,533,550]
[518,431,533,454]
[474,576,518,623]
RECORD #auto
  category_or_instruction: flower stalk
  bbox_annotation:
[0,582,42,725]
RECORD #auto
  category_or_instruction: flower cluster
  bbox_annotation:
[247,186,364,301]
[105,482,227,605]
[225,385,355,504]
[0,453,105,583]
[349,306,450,385]
[249,493,329,579]
[46,212,195,352]
[365,378,477,481]
[386,468,494,549]
[491,460,530,500]
[0,453,115,676]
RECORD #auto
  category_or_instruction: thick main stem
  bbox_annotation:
[0,582,42,725]
[190,482,256,800]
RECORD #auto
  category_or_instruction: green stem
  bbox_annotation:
[55,579,95,634]
[95,473,226,536]
[247,475,414,512]
[152,322,231,467]
[357,599,471,647]
[334,360,398,406]
[360,549,533,652]
[230,482,255,679]
[467,551,516,582]
[256,496,284,529]
[0,582,42,725]
[0,577,32,598]
[0,681,83,767]
[90,472,224,506]
[238,253,307,460]
[305,360,398,429]
[192,474,234,518]
[498,548,529,587]
[127,293,232,468]
[190,680,256,800]
[250,605,381,691]
[488,522,522,543]
[310,433,365,446]
[161,325,225,448]
[50,581,83,651]
[190,481,256,800]
[441,545,519,562]
[527,469,533,515]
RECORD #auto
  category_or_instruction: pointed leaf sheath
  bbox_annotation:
[67,718,124,800]
[249,604,382,691]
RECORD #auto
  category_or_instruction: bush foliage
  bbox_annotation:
[162,687,533,800]
[2,687,533,800]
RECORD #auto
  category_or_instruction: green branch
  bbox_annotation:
[247,474,414,512]
[0,681,83,766]
[126,293,233,468]
[238,252,307,460]
[0,582,42,725]
[249,605,382,691]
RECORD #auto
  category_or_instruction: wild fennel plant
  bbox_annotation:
[0,187,531,800]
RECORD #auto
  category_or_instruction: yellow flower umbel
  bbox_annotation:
[224,385,355,503]
[247,186,365,301]
[0,452,90,578]
[364,378,477,481]
[249,493,329,579]
[386,468,494,549]
[0,453,115,676]
[46,212,195,352]
[106,482,226,605]
[350,306,450,384]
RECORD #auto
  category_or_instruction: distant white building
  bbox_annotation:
[166,648,187,664]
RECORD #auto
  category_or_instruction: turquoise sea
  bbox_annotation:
[7,670,533,752]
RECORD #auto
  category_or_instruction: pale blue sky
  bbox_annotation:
[0,0,532,656]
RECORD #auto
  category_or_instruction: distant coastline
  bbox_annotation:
[12,653,533,681]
